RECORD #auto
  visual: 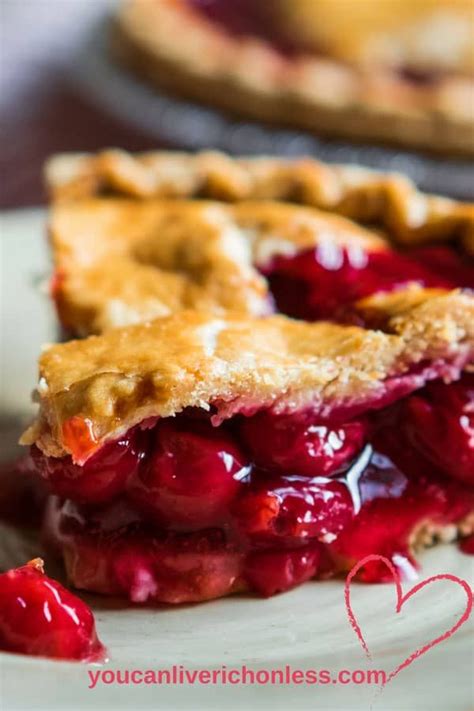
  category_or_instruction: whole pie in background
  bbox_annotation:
[111,0,474,154]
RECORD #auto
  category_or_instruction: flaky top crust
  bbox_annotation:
[46,150,474,254]
[50,198,386,334]
[22,290,474,461]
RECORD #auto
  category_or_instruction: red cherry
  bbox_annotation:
[244,547,321,597]
[240,411,367,476]
[0,559,104,661]
[329,447,474,582]
[403,374,474,484]
[265,245,453,321]
[130,419,249,529]
[232,473,354,542]
[31,428,145,504]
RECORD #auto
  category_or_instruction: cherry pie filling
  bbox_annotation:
[0,558,105,661]
[30,370,474,602]
[40,237,474,602]
[262,244,474,323]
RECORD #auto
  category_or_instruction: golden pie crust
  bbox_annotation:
[50,197,388,334]
[22,291,474,460]
[111,0,474,154]
[46,149,474,255]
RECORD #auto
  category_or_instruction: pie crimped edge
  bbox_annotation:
[45,149,474,254]
[110,0,474,155]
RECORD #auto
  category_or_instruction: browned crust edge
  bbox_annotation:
[111,0,474,155]
[45,149,474,254]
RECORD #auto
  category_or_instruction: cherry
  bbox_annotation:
[45,431,474,600]
[239,411,367,476]
[244,547,321,597]
[30,428,145,504]
[114,531,244,604]
[0,559,104,661]
[231,473,354,542]
[265,245,454,321]
[329,448,474,582]
[402,374,474,485]
[130,419,249,529]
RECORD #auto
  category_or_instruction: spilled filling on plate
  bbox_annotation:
[0,559,105,661]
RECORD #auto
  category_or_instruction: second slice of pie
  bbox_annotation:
[46,151,474,336]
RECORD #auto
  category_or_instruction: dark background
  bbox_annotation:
[0,0,159,208]
[1,1,473,207]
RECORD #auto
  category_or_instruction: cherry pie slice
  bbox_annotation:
[21,299,474,602]
[18,148,474,603]
[110,0,474,154]
[46,150,473,335]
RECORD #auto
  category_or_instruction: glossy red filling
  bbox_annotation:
[239,411,368,477]
[400,373,474,485]
[33,375,474,601]
[460,535,474,555]
[129,419,248,529]
[0,559,105,661]
[263,245,472,322]
[32,428,145,504]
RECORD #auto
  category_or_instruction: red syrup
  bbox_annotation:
[0,558,105,661]
[327,448,474,582]
[263,245,472,322]
[31,427,145,504]
[35,376,474,600]
[239,411,367,477]
[129,419,249,530]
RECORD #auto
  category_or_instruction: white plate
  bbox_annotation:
[1,209,473,711]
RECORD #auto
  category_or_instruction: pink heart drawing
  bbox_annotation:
[344,554,473,685]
